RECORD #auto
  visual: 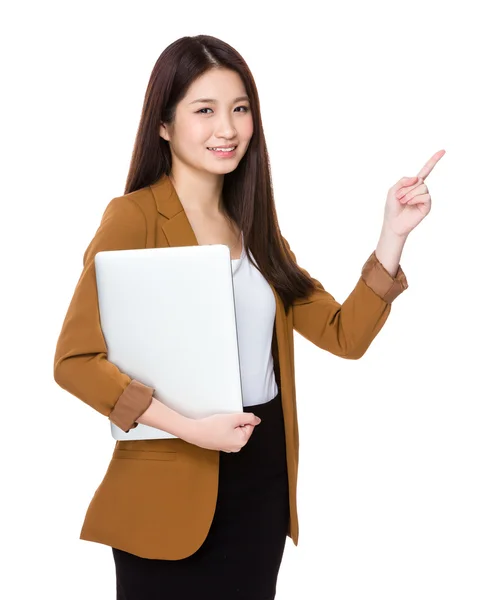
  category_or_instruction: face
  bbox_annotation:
[159,68,254,176]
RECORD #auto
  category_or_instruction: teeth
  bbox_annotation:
[208,146,236,152]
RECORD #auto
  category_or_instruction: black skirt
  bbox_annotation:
[112,390,290,600]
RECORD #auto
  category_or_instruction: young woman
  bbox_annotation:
[53,34,444,600]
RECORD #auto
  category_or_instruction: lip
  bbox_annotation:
[207,146,237,158]
[207,144,238,149]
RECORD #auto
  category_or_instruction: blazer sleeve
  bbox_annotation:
[282,237,409,359]
[53,196,155,432]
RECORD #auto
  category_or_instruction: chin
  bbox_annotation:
[207,161,241,173]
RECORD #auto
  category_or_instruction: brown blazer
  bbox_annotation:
[53,173,408,560]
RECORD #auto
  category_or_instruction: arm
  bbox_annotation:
[53,195,156,432]
[135,396,196,438]
[281,236,408,360]
[374,223,407,277]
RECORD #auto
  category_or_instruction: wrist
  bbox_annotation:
[375,225,408,278]
[175,415,200,443]
[380,222,409,242]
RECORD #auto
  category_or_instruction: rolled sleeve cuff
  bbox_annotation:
[361,250,409,303]
[109,379,155,433]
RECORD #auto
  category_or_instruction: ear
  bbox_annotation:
[159,121,171,142]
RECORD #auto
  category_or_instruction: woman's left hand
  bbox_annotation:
[383,149,446,237]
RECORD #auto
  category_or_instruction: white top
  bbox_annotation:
[231,233,279,407]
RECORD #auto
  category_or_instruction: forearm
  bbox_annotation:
[282,234,408,360]
[375,225,408,277]
[136,397,196,439]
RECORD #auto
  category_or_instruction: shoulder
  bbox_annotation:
[102,185,156,223]
[84,186,156,259]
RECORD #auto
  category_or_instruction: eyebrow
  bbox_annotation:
[188,95,250,105]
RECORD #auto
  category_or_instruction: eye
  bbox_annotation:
[196,105,250,114]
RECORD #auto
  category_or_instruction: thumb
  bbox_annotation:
[235,412,261,426]
[394,176,418,192]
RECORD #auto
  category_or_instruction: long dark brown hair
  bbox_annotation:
[124,34,317,314]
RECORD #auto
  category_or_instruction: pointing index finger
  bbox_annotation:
[417,149,446,180]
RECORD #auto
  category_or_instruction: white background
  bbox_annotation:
[2,1,488,598]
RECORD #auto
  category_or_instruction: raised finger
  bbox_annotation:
[416,149,445,180]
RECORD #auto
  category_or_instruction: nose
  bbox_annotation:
[215,115,238,139]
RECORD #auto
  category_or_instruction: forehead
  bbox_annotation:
[184,69,247,102]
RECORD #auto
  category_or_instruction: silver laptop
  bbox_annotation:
[94,244,243,441]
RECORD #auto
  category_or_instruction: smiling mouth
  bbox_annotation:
[207,146,237,151]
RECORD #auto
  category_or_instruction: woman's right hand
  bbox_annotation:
[182,412,262,452]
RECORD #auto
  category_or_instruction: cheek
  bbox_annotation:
[181,124,210,149]
[241,116,254,140]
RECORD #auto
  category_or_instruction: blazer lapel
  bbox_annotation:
[149,173,200,248]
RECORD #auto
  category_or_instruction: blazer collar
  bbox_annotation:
[149,173,199,248]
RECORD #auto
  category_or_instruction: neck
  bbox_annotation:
[169,166,225,216]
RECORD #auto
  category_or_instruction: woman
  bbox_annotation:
[53,34,444,600]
